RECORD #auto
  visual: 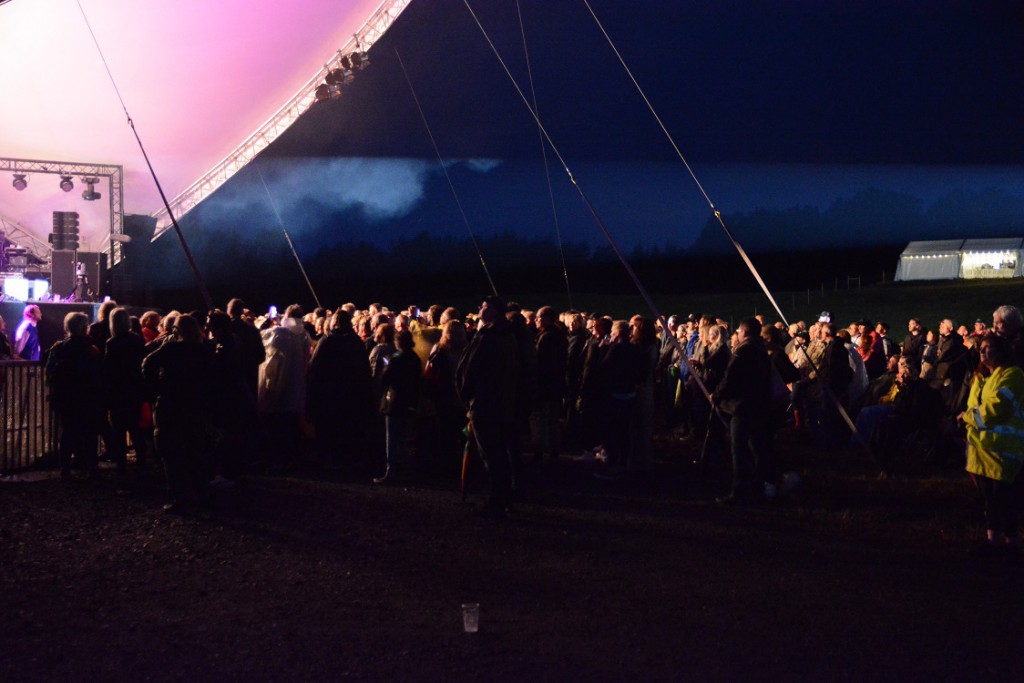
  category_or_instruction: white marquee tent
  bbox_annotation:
[894,237,1024,281]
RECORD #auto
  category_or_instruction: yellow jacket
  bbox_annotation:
[964,366,1024,482]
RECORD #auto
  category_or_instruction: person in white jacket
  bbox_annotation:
[258,304,312,471]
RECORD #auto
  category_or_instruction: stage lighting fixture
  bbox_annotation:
[352,52,370,70]
[325,68,354,86]
[340,55,352,70]
[59,175,74,192]
[12,174,27,191]
[81,176,102,201]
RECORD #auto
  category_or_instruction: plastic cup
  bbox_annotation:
[461,603,480,633]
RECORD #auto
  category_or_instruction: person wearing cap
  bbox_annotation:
[972,319,988,339]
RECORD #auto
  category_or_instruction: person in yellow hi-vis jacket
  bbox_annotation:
[958,334,1024,559]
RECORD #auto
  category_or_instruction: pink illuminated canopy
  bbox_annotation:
[0,0,392,253]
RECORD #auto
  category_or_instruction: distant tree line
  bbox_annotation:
[138,186,1022,309]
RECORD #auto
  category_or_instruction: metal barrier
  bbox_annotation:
[0,360,57,472]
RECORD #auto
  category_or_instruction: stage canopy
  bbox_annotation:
[0,0,409,261]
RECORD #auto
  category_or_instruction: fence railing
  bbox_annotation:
[0,360,57,472]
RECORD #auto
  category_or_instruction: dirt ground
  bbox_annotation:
[2,434,1023,682]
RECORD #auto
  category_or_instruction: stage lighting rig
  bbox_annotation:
[59,175,74,192]
[12,174,27,191]
[351,51,370,70]
[81,176,102,201]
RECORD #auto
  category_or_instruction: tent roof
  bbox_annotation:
[960,237,1024,252]
[0,0,392,254]
[900,240,964,256]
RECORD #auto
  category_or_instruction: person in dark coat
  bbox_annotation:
[902,318,927,368]
[307,309,373,471]
[456,295,519,517]
[530,306,568,464]
[87,299,118,355]
[577,316,612,454]
[46,312,103,477]
[375,329,421,483]
[713,317,772,503]
[142,315,215,513]
[103,307,146,472]
[592,320,645,474]
[208,310,253,477]
[563,312,589,453]
[227,298,265,402]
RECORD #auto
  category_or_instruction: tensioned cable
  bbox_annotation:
[462,0,723,418]
[516,0,573,309]
[581,0,865,445]
[394,48,498,296]
[254,164,323,310]
[76,0,212,310]
[580,0,788,329]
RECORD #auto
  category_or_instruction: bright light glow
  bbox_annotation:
[0,0,391,251]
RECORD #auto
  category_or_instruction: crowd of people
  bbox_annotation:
[9,295,1024,551]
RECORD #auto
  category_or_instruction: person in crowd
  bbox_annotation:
[46,312,103,478]
[971,319,988,339]
[506,308,538,487]
[563,312,589,453]
[258,304,312,472]
[933,319,966,388]
[903,318,927,367]
[857,333,886,382]
[577,316,612,459]
[228,297,266,401]
[374,329,421,483]
[306,309,373,471]
[958,334,1024,557]
[713,317,772,502]
[140,311,161,343]
[369,323,396,406]
[810,323,854,445]
[456,295,519,517]
[206,310,252,479]
[688,320,731,466]
[591,320,644,476]
[921,328,938,366]
[870,356,945,474]
[629,316,659,473]
[531,306,567,465]
[424,319,468,467]
[992,304,1024,368]
[0,314,14,360]
[15,304,42,361]
[87,299,118,354]
[103,307,146,473]
[142,315,215,512]
[875,322,897,358]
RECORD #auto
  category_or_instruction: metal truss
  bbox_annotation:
[0,157,125,265]
[0,211,53,264]
[151,0,414,240]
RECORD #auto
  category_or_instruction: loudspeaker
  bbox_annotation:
[51,251,104,301]
[52,250,76,298]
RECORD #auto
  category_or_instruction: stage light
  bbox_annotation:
[352,51,370,70]
[325,68,354,86]
[12,174,27,191]
[59,175,74,192]
[81,176,101,201]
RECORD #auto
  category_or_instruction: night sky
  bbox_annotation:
[158,0,1024,294]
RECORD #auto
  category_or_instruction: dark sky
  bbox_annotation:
[168,0,1024,292]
